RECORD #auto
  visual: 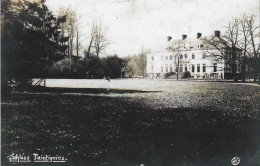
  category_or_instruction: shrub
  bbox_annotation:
[164,72,176,78]
[182,71,191,78]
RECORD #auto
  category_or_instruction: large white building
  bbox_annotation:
[147,31,242,79]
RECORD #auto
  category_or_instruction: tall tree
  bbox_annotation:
[1,0,67,89]
[74,9,84,58]
[170,39,187,80]
[85,23,95,60]
[246,15,260,82]
[76,24,80,57]
[238,14,251,82]
[134,47,147,78]
[92,22,109,58]
[58,7,77,72]
[203,19,241,82]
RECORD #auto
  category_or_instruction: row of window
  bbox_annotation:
[224,63,241,73]
[151,53,207,61]
[151,63,218,73]
[166,44,204,50]
[191,64,206,73]
[191,64,217,73]
[226,52,242,59]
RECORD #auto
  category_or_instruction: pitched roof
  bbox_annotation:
[166,36,241,51]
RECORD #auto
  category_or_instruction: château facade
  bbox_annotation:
[147,31,242,79]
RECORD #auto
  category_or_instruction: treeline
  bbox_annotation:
[50,54,126,79]
[49,51,147,79]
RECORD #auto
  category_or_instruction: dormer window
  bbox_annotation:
[197,44,203,48]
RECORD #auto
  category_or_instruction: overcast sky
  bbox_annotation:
[45,0,259,57]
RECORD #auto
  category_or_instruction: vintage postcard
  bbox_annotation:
[1,0,259,165]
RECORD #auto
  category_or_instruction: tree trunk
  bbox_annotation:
[69,53,72,73]
[248,64,251,81]
[233,64,238,82]
[69,37,73,73]
[241,56,246,82]
[44,78,46,87]
[177,57,179,80]
[232,52,238,82]
[96,50,99,59]
[86,38,93,60]
[76,31,79,57]
[257,59,260,83]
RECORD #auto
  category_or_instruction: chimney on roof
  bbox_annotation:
[197,33,202,39]
[214,30,220,38]
[182,34,187,40]
[167,36,172,42]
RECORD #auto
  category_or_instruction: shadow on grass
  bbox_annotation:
[1,93,260,166]
[27,86,160,94]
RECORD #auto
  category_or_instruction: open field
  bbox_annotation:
[2,80,260,166]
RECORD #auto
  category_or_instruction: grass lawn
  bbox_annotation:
[1,80,260,166]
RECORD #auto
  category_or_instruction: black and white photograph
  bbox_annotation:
[1,0,260,165]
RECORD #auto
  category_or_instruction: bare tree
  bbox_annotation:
[74,10,85,58]
[68,11,76,58]
[246,15,260,82]
[170,39,187,80]
[58,7,84,71]
[85,24,95,60]
[76,26,80,57]
[238,14,251,82]
[202,19,241,81]
[92,22,109,59]
[58,7,77,72]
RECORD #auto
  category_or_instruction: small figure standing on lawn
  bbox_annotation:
[106,76,110,82]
